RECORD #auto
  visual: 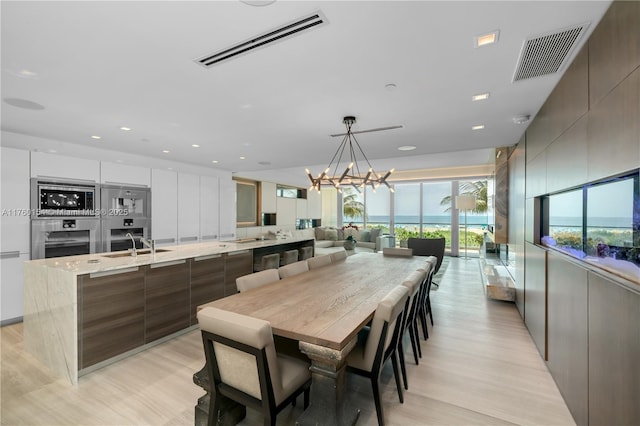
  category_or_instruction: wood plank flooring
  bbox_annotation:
[0,257,575,425]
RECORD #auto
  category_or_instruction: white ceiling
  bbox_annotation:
[1,1,611,187]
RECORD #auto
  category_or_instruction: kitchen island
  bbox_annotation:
[22,237,314,384]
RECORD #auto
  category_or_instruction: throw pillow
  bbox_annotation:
[369,228,381,242]
[359,230,371,242]
[337,228,344,240]
[315,227,326,240]
[325,229,338,241]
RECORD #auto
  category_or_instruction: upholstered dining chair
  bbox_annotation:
[417,256,437,339]
[281,249,300,266]
[298,246,313,261]
[278,260,309,279]
[307,254,332,270]
[330,249,348,262]
[407,237,445,287]
[346,285,409,426]
[236,269,280,293]
[198,307,311,426]
[398,269,427,390]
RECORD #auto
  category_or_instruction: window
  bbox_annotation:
[541,171,640,276]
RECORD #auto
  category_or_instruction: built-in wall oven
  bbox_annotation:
[30,178,101,259]
[100,185,151,252]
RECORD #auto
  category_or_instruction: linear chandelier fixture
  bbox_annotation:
[305,116,394,193]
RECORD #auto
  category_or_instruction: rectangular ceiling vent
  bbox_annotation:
[195,11,327,68]
[512,22,589,82]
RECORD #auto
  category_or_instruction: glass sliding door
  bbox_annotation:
[394,183,421,245]
[365,186,391,234]
[422,181,453,250]
[342,187,365,228]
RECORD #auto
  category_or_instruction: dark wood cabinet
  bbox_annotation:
[190,254,225,325]
[588,272,640,426]
[145,260,190,343]
[224,250,253,296]
[78,267,145,369]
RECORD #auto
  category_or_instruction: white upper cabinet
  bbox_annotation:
[261,181,277,213]
[296,198,307,219]
[218,178,236,241]
[277,197,296,227]
[1,147,30,254]
[100,162,150,187]
[177,173,200,244]
[31,152,100,182]
[151,168,177,246]
[199,175,219,242]
[307,190,322,219]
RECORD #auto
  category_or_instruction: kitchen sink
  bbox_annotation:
[101,248,172,258]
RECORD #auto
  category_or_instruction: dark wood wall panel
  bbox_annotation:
[508,138,526,317]
[587,68,640,182]
[546,115,589,193]
[79,268,145,369]
[145,261,190,343]
[525,45,590,162]
[588,1,640,106]
[190,255,225,325]
[525,152,546,198]
[523,243,546,358]
[546,253,589,426]
[588,272,640,426]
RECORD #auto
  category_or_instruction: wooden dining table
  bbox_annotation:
[193,252,427,426]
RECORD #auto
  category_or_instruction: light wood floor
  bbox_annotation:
[1,257,575,425]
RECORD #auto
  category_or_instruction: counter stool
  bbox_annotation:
[298,246,313,261]
[281,250,299,266]
[254,253,280,272]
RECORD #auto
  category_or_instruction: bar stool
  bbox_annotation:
[281,249,300,266]
[254,253,280,272]
[298,246,313,261]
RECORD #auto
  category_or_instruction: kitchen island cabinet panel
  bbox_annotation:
[78,268,145,369]
[145,261,190,342]
[223,250,253,296]
[190,255,225,325]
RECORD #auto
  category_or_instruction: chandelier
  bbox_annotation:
[305,116,394,193]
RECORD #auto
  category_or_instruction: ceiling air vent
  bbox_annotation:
[512,22,589,82]
[195,11,327,68]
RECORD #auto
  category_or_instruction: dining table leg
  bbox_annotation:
[296,339,360,426]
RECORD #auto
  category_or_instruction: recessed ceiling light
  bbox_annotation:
[472,124,485,130]
[192,144,200,148]
[397,145,416,151]
[239,156,246,160]
[472,92,490,101]
[18,69,38,78]
[211,160,219,164]
[119,126,131,131]
[91,135,101,140]
[474,30,500,48]
[162,150,170,153]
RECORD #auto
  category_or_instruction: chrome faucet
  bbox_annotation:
[125,232,137,257]
[140,237,156,255]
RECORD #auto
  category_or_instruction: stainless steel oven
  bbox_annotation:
[31,218,101,259]
[100,185,151,252]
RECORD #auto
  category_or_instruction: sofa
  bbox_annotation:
[313,226,381,253]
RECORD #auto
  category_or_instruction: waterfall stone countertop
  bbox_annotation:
[22,237,314,385]
[25,237,313,276]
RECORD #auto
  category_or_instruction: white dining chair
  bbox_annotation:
[236,269,280,293]
[198,307,311,426]
[330,249,348,262]
[278,260,309,279]
[307,254,332,270]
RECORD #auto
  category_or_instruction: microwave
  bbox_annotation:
[31,179,99,217]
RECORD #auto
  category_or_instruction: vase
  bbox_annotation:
[344,240,357,250]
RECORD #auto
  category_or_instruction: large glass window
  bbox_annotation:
[321,187,338,227]
[541,171,639,279]
[365,186,391,234]
[342,187,365,228]
[394,183,421,243]
[458,180,489,252]
[422,182,452,249]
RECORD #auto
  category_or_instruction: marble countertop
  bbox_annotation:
[25,237,313,276]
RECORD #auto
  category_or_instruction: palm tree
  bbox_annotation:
[440,180,488,213]
[343,189,366,221]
